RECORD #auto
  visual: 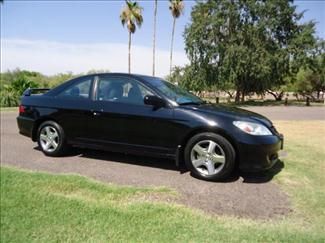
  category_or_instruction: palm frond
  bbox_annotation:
[169,0,184,19]
[120,0,143,33]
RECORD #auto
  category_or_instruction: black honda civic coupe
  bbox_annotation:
[17,73,283,181]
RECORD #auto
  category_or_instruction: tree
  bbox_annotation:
[120,0,143,73]
[0,71,39,107]
[10,76,39,96]
[309,40,325,99]
[47,72,76,87]
[0,85,19,107]
[86,69,110,74]
[293,56,325,100]
[184,0,317,102]
[0,69,44,87]
[152,0,158,76]
[166,66,184,84]
[169,0,184,75]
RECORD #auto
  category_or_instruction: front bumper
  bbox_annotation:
[238,134,283,172]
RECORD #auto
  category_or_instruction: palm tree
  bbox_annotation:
[120,0,143,73]
[152,0,158,76]
[169,0,184,75]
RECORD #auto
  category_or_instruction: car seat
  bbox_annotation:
[106,83,123,101]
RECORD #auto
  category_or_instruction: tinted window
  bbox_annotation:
[96,76,153,105]
[58,77,92,99]
[141,76,204,105]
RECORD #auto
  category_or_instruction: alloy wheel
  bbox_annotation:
[190,140,226,176]
[39,125,60,153]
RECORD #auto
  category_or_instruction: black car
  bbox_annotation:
[17,73,283,181]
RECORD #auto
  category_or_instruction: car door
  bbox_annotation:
[86,75,177,155]
[52,76,94,142]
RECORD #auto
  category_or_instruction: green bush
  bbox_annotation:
[0,74,39,107]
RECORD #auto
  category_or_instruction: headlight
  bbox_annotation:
[233,121,272,136]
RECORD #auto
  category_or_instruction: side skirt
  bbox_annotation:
[68,139,177,160]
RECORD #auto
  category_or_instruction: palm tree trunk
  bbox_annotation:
[170,17,176,76]
[152,0,157,76]
[128,31,131,74]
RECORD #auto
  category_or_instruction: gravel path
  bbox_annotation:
[0,110,297,219]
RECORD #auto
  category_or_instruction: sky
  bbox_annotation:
[1,0,324,77]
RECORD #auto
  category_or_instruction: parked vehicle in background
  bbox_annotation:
[17,73,283,181]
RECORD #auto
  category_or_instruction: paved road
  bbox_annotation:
[3,108,317,219]
[244,106,325,120]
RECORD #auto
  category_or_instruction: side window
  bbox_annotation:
[138,84,153,98]
[96,77,153,105]
[58,78,92,99]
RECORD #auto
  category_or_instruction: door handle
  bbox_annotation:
[90,109,103,117]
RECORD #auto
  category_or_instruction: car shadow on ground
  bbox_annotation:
[34,146,284,184]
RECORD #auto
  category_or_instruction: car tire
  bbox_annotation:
[37,120,68,156]
[184,132,236,181]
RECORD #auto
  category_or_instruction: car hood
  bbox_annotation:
[180,104,273,127]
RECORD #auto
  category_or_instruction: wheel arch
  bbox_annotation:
[32,117,60,141]
[177,127,240,167]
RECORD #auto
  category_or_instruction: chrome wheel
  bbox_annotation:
[39,125,59,153]
[190,140,226,176]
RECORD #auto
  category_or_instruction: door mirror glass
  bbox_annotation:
[144,95,166,108]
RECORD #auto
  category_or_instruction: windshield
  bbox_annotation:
[142,76,204,105]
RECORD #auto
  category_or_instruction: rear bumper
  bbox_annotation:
[17,116,34,138]
[238,134,283,172]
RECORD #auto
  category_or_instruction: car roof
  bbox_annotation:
[47,73,165,97]
[90,73,164,82]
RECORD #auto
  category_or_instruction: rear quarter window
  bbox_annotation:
[57,78,92,99]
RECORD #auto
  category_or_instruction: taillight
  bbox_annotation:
[19,105,26,113]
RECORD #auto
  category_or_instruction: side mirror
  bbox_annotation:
[144,95,166,108]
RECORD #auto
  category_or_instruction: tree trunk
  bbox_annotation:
[170,17,176,76]
[267,90,284,101]
[152,0,157,76]
[235,89,241,103]
[275,95,283,101]
[128,31,131,74]
[241,90,245,102]
[225,91,232,99]
[276,91,284,101]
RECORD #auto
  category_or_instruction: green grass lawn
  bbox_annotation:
[0,107,18,112]
[1,121,325,242]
